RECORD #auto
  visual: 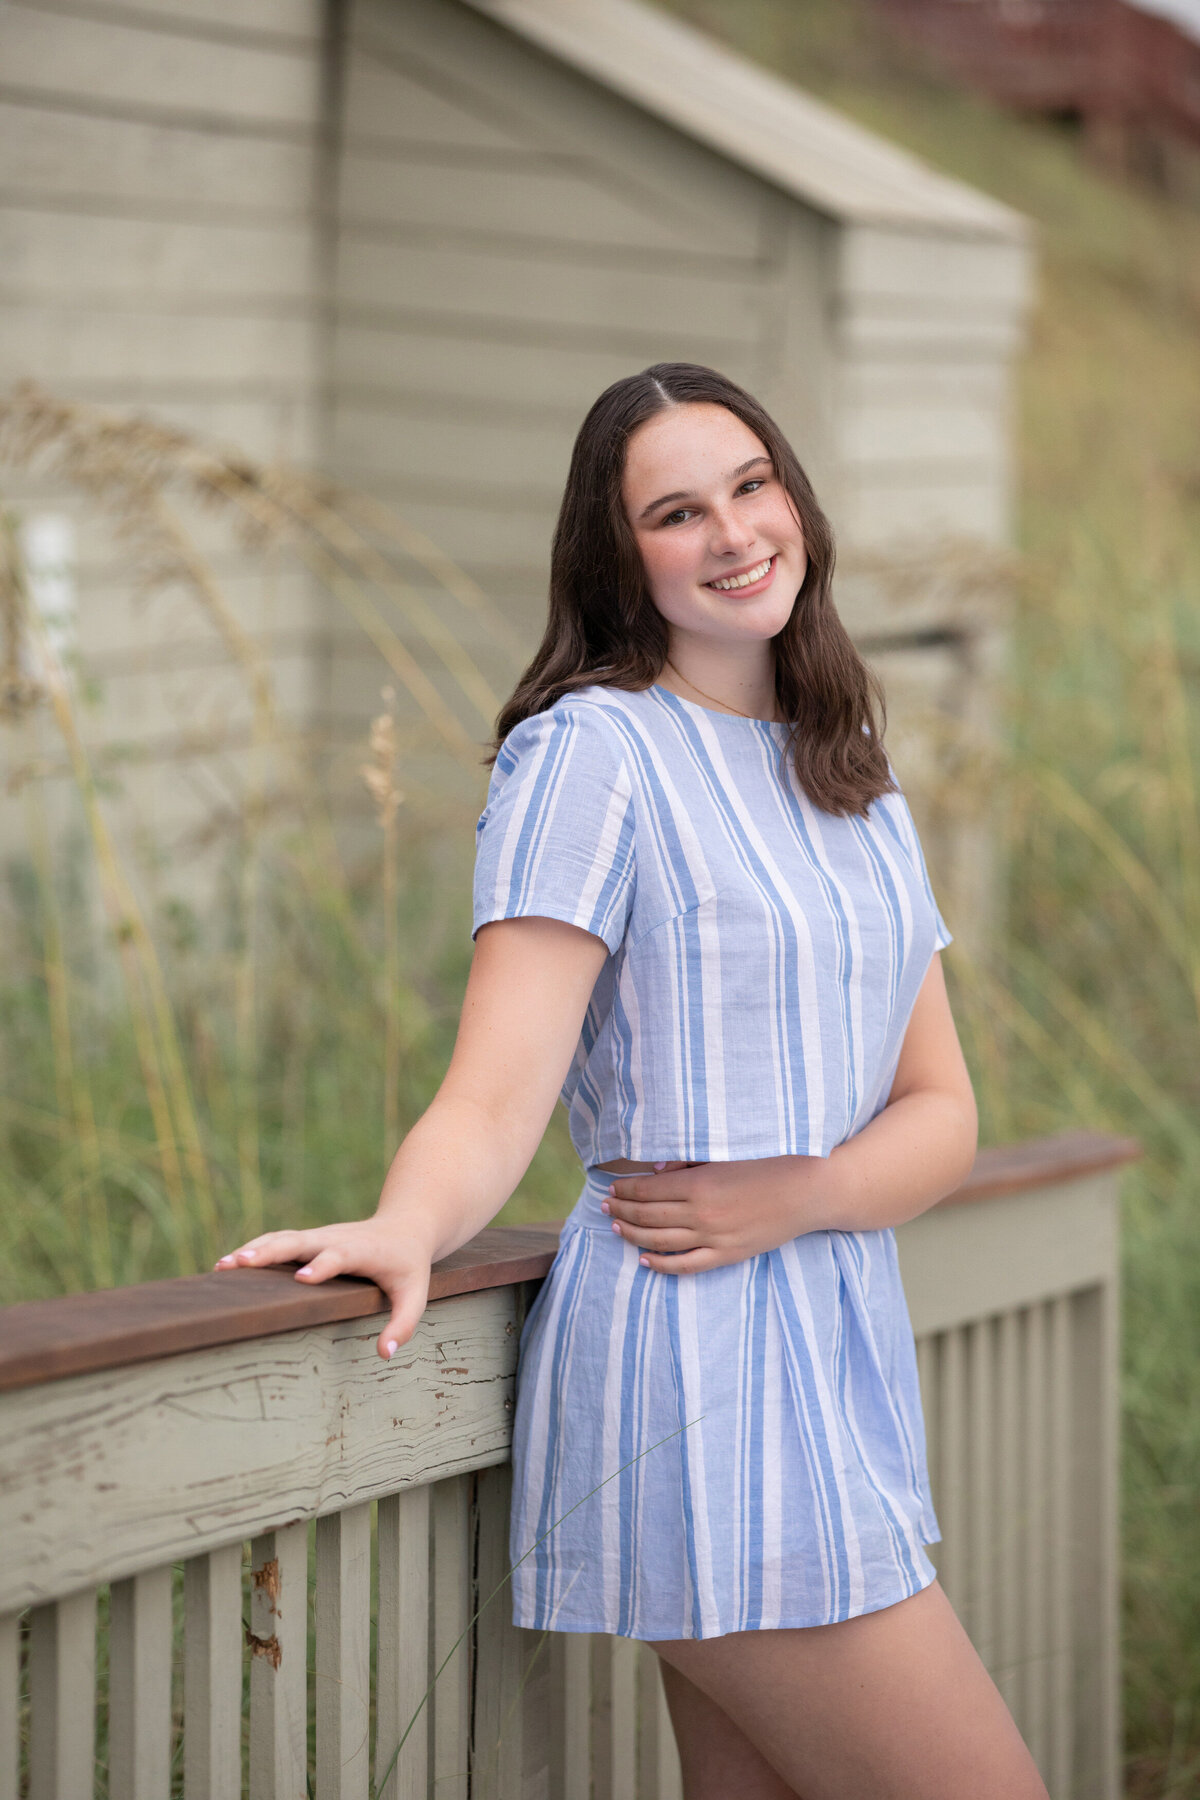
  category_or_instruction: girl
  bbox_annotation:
[217,364,1048,1799]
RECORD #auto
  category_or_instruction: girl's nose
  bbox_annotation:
[707,504,756,557]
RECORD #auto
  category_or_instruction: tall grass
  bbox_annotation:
[0,390,582,1301]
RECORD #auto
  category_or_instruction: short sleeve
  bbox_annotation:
[472,705,637,955]
[884,776,953,953]
[905,807,953,952]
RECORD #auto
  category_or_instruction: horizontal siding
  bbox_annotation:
[336,148,748,260]
[839,223,1034,312]
[0,0,325,863]
[358,0,769,258]
[0,100,316,217]
[838,472,1010,546]
[60,0,324,37]
[841,358,1009,409]
[1,2,319,129]
[332,404,584,496]
[72,649,320,743]
[74,569,323,653]
[0,306,316,388]
[337,238,766,342]
[838,395,1004,466]
[0,208,313,303]
[332,329,755,414]
[1,402,320,473]
[838,306,1025,358]
[342,43,532,152]
[335,493,560,572]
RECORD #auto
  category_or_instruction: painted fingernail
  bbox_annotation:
[653,1161,667,1171]
[297,1265,313,1277]
[639,1256,650,1267]
[606,1184,615,1196]
[385,1340,398,1359]
[600,1200,611,1214]
[611,1221,621,1235]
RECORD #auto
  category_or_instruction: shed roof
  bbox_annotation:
[465,0,1029,239]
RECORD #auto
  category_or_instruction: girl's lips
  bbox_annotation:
[703,554,777,597]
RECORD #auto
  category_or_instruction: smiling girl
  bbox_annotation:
[217,364,1048,1798]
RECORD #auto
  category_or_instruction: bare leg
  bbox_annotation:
[650,1581,1048,1800]
[657,1657,801,1800]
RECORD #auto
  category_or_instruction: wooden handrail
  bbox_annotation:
[936,1127,1140,1203]
[0,1131,1138,1394]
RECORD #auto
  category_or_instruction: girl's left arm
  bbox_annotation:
[606,954,978,1272]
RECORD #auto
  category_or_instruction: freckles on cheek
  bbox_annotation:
[637,532,697,603]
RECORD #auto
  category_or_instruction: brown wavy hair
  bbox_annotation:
[487,362,894,816]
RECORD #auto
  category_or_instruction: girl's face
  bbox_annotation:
[621,402,807,648]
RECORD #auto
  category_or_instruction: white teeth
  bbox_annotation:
[708,557,772,591]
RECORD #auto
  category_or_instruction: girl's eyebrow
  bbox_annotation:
[637,455,772,521]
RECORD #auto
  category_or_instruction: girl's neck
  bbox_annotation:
[658,651,780,722]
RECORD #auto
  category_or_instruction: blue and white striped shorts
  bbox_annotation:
[507,1167,940,1641]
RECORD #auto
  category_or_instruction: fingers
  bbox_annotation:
[608,1167,706,1208]
[214,1221,435,1364]
[605,1200,694,1231]
[610,1221,698,1252]
[293,1247,347,1283]
[376,1271,431,1362]
[214,1229,331,1271]
[636,1247,722,1274]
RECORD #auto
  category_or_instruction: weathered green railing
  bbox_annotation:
[0,1131,1136,1799]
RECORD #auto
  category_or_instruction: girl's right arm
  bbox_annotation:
[214,914,610,1359]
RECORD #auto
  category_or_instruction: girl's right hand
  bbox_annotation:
[214,1220,433,1361]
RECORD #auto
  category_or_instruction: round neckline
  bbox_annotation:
[649,681,787,730]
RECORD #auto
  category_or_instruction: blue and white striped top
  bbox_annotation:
[472,682,951,1173]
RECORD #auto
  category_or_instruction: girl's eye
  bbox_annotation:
[738,479,765,495]
[661,509,692,527]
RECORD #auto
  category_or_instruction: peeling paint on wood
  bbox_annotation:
[0,1285,520,1612]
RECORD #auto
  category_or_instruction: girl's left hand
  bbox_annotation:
[602,1155,832,1273]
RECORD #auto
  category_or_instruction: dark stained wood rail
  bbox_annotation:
[938,1128,1140,1204]
[0,1225,561,1396]
[0,1132,1138,1394]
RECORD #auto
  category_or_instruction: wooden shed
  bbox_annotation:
[0,0,1032,929]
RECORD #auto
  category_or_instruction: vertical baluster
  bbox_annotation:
[1022,1303,1049,1772]
[967,1317,996,1668]
[637,1645,682,1800]
[249,1522,308,1800]
[430,1475,471,1800]
[592,1637,612,1800]
[376,1487,430,1800]
[471,1465,528,1799]
[27,1589,95,1800]
[0,1611,17,1800]
[516,1620,553,1797]
[1047,1294,1075,1798]
[550,1633,591,1800]
[109,1567,173,1799]
[184,1544,244,1800]
[592,1634,638,1800]
[315,1506,371,1800]
[995,1307,1023,1721]
[1070,1282,1121,1799]
[937,1329,967,1613]
[612,1637,640,1800]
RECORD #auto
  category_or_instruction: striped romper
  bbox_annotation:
[471,682,951,1640]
